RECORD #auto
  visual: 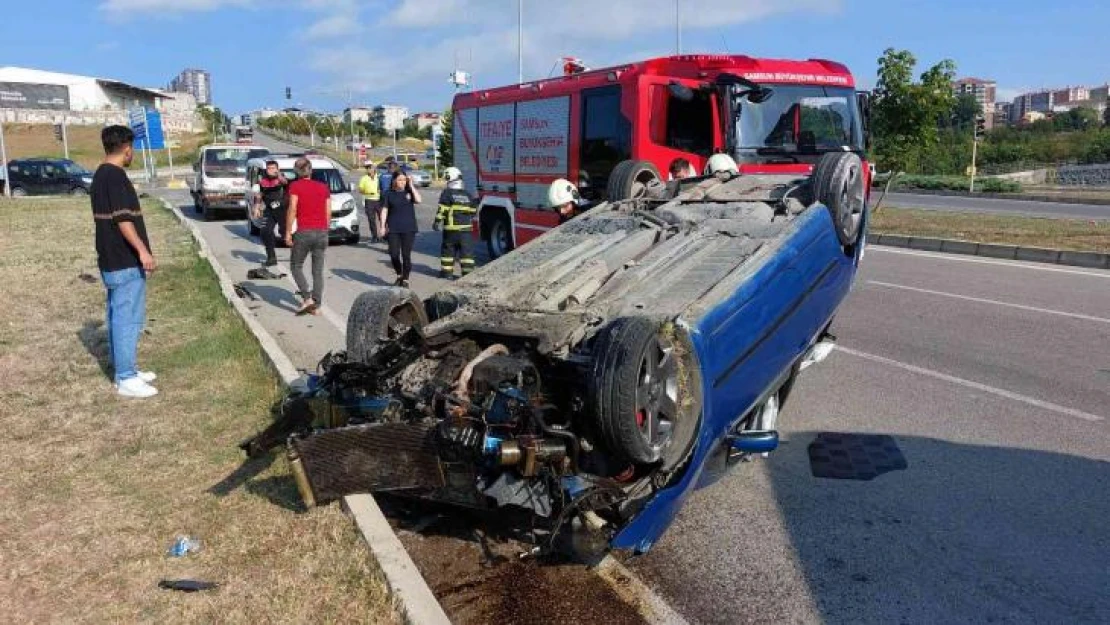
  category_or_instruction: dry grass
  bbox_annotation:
[0,197,399,623]
[870,207,1110,253]
[2,123,208,170]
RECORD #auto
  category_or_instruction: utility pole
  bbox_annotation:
[61,117,69,160]
[675,0,682,54]
[517,0,524,84]
[970,114,985,193]
[0,119,9,198]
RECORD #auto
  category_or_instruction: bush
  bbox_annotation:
[877,174,1021,194]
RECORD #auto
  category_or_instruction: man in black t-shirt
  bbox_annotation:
[90,125,158,399]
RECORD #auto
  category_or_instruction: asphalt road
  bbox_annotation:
[874,191,1110,220]
[170,132,1109,623]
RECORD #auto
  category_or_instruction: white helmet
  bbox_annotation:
[443,166,462,182]
[706,153,739,176]
[363,159,376,167]
[547,178,580,208]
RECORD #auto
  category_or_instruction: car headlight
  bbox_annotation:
[82,176,93,184]
[342,199,355,213]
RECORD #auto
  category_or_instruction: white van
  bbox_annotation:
[244,154,360,245]
[191,143,270,220]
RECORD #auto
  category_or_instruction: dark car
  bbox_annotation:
[4,158,93,197]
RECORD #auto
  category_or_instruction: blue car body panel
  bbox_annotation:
[612,205,862,552]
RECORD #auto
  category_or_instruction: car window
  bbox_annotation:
[61,161,90,176]
[311,168,347,193]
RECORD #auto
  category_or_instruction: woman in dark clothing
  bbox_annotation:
[378,169,422,286]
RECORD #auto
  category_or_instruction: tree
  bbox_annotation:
[1052,107,1099,132]
[950,93,982,131]
[438,107,454,166]
[1104,105,1110,127]
[871,48,957,172]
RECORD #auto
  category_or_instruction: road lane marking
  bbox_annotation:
[869,247,1110,279]
[837,347,1105,423]
[867,280,1110,325]
[595,556,691,625]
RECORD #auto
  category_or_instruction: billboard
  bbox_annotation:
[131,108,165,150]
[0,82,70,110]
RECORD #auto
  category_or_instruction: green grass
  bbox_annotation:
[0,196,399,624]
[877,174,1022,194]
[871,207,1110,253]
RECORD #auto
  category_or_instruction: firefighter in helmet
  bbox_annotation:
[434,167,477,279]
[548,178,583,223]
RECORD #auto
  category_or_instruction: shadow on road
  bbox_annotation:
[240,283,299,312]
[762,433,1110,625]
[231,248,270,265]
[332,267,387,287]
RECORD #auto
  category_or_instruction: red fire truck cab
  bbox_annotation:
[452,54,871,258]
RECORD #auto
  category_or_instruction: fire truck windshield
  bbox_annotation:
[732,85,864,159]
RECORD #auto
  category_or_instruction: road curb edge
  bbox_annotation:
[870,233,1110,269]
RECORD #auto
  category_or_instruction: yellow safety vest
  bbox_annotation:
[358,174,380,200]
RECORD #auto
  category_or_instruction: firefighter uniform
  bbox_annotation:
[435,187,477,277]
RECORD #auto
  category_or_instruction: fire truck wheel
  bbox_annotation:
[347,287,427,364]
[607,160,663,201]
[485,210,514,259]
[812,152,866,248]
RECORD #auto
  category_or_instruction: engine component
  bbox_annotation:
[287,423,445,506]
[454,344,509,402]
[480,472,553,517]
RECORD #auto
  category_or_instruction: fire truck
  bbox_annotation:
[452,54,871,258]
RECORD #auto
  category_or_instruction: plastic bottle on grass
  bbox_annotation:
[168,536,202,557]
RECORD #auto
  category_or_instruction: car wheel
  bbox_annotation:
[346,233,361,245]
[812,152,866,248]
[347,287,427,365]
[70,187,88,196]
[485,211,514,259]
[606,159,664,201]
[193,193,202,213]
[591,318,702,468]
[11,186,27,197]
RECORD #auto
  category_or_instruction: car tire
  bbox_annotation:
[591,317,701,468]
[346,233,361,245]
[347,287,427,365]
[193,193,202,213]
[812,152,866,248]
[11,186,27,197]
[606,159,664,201]
[70,187,88,196]
[485,210,514,259]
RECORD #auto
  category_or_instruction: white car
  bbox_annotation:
[244,154,360,245]
[191,144,270,220]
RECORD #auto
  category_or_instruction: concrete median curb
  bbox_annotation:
[157,197,451,625]
[870,232,1110,269]
[875,186,1110,206]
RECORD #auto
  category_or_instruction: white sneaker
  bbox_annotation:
[117,377,159,398]
[138,371,157,383]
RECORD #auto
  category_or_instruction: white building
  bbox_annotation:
[0,66,166,125]
[253,108,280,120]
[407,112,441,131]
[343,107,373,124]
[168,68,211,106]
[371,105,409,132]
[151,88,199,134]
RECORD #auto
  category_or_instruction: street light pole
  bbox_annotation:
[675,0,681,54]
[517,0,523,84]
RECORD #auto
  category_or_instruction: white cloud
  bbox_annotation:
[307,0,842,97]
[99,0,255,13]
[303,14,360,40]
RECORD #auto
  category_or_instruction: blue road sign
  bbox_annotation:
[128,107,147,142]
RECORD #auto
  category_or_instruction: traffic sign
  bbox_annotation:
[129,107,147,142]
[134,109,165,150]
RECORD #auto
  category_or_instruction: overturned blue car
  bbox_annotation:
[243,151,867,555]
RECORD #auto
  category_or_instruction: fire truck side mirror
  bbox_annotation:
[668,81,694,102]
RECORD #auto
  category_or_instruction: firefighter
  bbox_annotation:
[547,178,583,223]
[705,153,740,176]
[357,160,382,243]
[434,167,477,279]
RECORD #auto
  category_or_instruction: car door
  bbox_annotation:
[41,162,68,194]
[23,162,48,194]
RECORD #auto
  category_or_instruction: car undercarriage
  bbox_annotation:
[241,152,866,555]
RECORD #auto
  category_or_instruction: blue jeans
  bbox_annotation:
[101,267,147,384]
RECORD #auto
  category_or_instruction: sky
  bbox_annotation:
[1,0,1108,115]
